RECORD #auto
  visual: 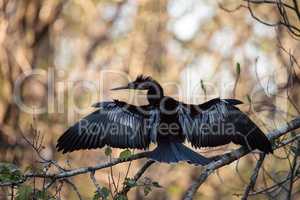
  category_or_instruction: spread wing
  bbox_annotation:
[57,100,160,153]
[178,98,272,153]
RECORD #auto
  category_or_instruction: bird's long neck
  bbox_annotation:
[147,81,164,106]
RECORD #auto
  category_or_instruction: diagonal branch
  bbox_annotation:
[118,160,156,196]
[64,179,83,200]
[182,117,300,200]
[241,153,266,200]
[90,171,102,195]
[220,0,300,39]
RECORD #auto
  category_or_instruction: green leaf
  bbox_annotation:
[93,191,101,200]
[16,186,53,200]
[246,95,252,103]
[144,185,151,196]
[115,194,128,200]
[100,187,110,199]
[124,178,137,188]
[93,187,110,200]
[152,181,162,188]
[236,62,241,75]
[104,147,112,156]
[0,163,22,182]
[16,185,32,200]
[36,190,50,200]
[119,149,131,160]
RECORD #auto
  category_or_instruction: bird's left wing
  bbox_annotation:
[177,98,272,153]
[57,100,160,153]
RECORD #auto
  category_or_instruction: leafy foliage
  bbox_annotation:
[93,187,110,200]
[105,147,112,156]
[16,185,54,200]
[141,177,162,196]
[115,194,128,200]
[16,185,32,200]
[0,163,23,183]
[143,185,151,196]
[124,178,138,188]
[100,187,110,199]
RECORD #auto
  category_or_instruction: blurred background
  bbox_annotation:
[0,0,300,199]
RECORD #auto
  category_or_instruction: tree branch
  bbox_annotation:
[90,171,101,196]
[118,160,156,196]
[241,153,265,200]
[183,117,300,200]
[64,179,83,200]
[0,151,151,187]
[1,117,300,199]
[220,0,300,39]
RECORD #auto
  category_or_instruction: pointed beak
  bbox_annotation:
[110,85,130,91]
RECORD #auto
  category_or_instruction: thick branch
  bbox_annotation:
[183,117,300,200]
[0,151,151,187]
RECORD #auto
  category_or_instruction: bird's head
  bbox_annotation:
[111,75,159,91]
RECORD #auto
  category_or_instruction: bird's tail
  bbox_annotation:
[147,141,211,165]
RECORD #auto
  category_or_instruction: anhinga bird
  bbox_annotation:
[57,75,273,165]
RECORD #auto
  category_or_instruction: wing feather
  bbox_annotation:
[57,101,160,153]
[178,98,273,153]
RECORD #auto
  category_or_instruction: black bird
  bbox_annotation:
[57,75,273,165]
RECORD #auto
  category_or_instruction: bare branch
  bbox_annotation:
[90,171,102,196]
[0,151,150,187]
[241,153,266,200]
[183,117,300,200]
[64,179,83,200]
[249,172,300,195]
[118,160,156,196]
[221,0,300,39]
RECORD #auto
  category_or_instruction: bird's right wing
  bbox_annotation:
[57,100,160,153]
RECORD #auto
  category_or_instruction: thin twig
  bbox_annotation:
[124,150,135,184]
[241,153,266,200]
[249,171,300,195]
[286,139,300,199]
[10,185,13,200]
[90,171,102,195]
[118,160,155,196]
[64,179,83,200]
[220,0,300,39]
[109,155,118,194]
